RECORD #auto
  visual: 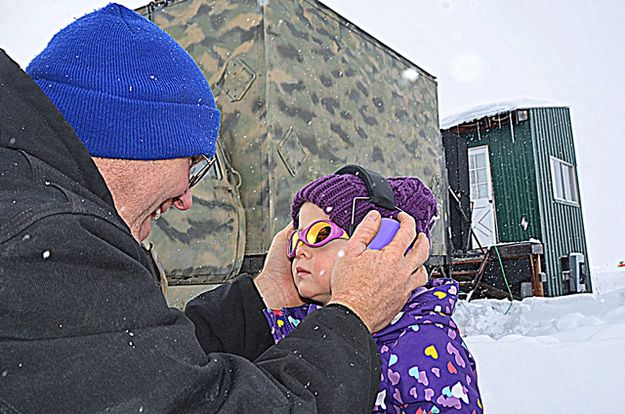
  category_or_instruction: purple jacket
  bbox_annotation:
[264,278,483,413]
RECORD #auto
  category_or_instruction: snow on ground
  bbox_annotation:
[455,269,625,413]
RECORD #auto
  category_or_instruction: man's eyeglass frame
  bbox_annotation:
[189,154,216,188]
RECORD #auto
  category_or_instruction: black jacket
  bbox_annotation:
[0,50,380,413]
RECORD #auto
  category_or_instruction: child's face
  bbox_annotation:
[291,202,347,305]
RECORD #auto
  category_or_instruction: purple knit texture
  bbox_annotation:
[291,174,438,239]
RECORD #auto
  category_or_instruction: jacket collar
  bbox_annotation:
[373,278,460,343]
[0,49,115,209]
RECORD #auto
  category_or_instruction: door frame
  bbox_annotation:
[468,145,498,248]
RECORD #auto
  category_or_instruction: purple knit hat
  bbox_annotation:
[291,174,438,239]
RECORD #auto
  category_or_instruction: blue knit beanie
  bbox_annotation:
[26,3,219,160]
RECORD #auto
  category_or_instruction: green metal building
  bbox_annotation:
[442,101,591,296]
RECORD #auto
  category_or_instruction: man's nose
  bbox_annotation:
[173,189,193,211]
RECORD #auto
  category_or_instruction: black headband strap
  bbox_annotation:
[335,164,396,211]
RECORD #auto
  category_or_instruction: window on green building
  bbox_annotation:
[469,150,490,201]
[550,156,579,204]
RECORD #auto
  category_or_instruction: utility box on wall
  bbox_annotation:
[561,253,587,294]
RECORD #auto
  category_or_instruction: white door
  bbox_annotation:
[468,146,497,248]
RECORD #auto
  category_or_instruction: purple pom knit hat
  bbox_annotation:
[291,174,438,239]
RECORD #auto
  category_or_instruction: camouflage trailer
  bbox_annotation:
[137,0,449,308]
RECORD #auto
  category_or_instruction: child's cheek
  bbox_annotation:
[321,256,336,295]
[316,250,337,280]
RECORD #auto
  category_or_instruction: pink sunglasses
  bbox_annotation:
[287,219,349,259]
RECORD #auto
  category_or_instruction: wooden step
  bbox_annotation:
[452,270,478,276]
[451,257,486,265]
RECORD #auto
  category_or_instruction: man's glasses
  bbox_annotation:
[287,220,349,259]
[189,154,216,188]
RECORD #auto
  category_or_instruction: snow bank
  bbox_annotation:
[456,269,625,413]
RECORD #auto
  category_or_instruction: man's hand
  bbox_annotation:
[327,211,430,333]
[254,223,305,309]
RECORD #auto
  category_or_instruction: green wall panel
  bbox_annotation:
[530,108,591,296]
[464,115,542,244]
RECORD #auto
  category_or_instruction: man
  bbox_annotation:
[0,4,428,413]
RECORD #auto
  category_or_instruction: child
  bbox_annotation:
[263,172,483,413]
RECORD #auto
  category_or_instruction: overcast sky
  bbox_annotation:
[322,0,625,272]
[1,0,622,271]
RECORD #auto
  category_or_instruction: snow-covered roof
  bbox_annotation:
[441,98,568,129]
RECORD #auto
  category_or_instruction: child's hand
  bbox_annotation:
[254,223,305,309]
[327,211,430,333]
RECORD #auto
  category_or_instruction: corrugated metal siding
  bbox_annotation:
[464,116,543,244]
[529,107,591,296]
